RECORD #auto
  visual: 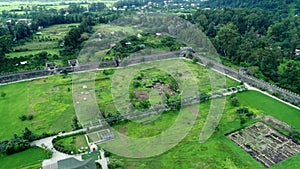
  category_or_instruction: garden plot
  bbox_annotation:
[227,122,300,168]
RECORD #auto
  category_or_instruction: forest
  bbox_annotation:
[185,7,300,94]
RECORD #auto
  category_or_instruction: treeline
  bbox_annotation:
[187,8,300,94]
[0,127,53,155]
[113,0,163,8]
[201,0,300,15]
[0,51,54,74]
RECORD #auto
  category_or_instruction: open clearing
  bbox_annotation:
[237,91,300,132]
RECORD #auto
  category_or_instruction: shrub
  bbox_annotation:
[103,69,115,75]
[0,92,6,98]
[27,114,34,120]
[19,115,27,121]
[230,97,240,107]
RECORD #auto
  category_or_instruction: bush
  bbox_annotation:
[236,107,253,117]
[19,115,27,121]
[27,114,34,120]
[53,54,59,59]
[192,57,199,63]
[230,97,240,107]
[0,127,36,155]
[103,69,115,75]
[0,92,6,98]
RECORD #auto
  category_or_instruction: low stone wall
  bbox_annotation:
[1,52,299,107]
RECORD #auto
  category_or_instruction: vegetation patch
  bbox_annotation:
[129,68,180,111]
[0,75,74,140]
[53,132,88,155]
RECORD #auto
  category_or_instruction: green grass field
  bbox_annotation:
[0,75,74,140]
[55,134,89,154]
[106,90,300,169]
[237,90,300,132]
[95,59,240,117]
[1,57,299,168]
[0,147,49,169]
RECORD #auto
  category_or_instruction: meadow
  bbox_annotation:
[0,147,49,169]
[94,59,240,117]
[0,75,75,140]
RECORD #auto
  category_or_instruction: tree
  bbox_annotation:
[14,22,32,40]
[71,116,80,130]
[277,60,300,93]
[215,23,241,60]
[0,35,13,54]
[22,127,35,141]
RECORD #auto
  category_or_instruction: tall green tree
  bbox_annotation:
[215,23,241,60]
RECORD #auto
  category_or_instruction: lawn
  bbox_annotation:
[105,90,300,169]
[237,90,300,132]
[54,134,89,154]
[0,147,49,169]
[0,75,75,140]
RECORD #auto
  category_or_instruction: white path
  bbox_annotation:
[30,129,90,168]
[96,149,109,169]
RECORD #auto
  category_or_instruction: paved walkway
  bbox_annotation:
[31,129,85,168]
[96,149,109,169]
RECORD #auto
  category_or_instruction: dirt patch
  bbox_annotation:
[134,90,150,100]
[151,82,175,95]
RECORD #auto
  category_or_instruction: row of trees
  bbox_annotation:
[201,0,299,15]
[0,128,35,155]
